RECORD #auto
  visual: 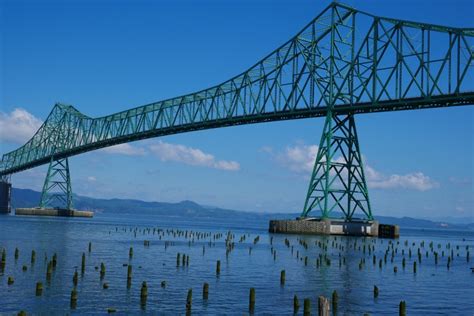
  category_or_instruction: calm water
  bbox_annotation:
[0,213,473,315]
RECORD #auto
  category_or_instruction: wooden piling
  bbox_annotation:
[1,248,5,265]
[332,290,338,312]
[73,270,78,286]
[7,276,14,285]
[70,289,78,309]
[129,247,133,259]
[14,248,19,260]
[81,253,86,274]
[249,288,256,313]
[46,261,52,281]
[373,285,379,298]
[318,296,330,316]
[52,253,57,268]
[31,250,36,265]
[36,282,43,296]
[303,298,311,315]
[140,282,148,307]
[294,295,300,313]
[280,270,286,285]
[203,283,209,300]
[216,260,221,275]
[186,288,192,312]
[127,265,132,288]
[399,300,406,316]
[100,262,106,279]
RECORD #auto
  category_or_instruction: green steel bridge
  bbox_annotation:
[1,3,473,220]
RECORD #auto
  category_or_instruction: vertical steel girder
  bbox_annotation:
[0,174,11,183]
[301,112,372,220]
[39,157,73,210]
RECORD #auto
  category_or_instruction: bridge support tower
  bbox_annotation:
[15,157,93,217]
[301,112,373,221]
[39,157,74,210]
[0,175,12,214]
[270,111,398,237]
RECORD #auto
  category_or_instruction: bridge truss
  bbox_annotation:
[1,3,473,219]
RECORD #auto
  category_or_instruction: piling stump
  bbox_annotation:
[249,288,255,313]
[318,296,330,316]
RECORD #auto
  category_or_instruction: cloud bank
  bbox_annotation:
[0,108,43,143]
[149,141,240,171]
[264,143,439,191]
[101,141,240,171]
[0,108,239,172]
[101,143,146,156]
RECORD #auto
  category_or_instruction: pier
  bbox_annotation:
[269,219,399,238]
[15,208,93,218]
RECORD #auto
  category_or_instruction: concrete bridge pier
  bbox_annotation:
[15,207,93,218]
[269,218,399,238]
[0,180,12,214]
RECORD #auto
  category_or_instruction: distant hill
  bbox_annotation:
[11,188,265,221]
[11,188,473,231]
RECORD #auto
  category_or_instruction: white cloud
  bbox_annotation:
[0,108,43,143]
[213,160,240,171]
[149,140,240,171]
[274,144,318,173]
[455,206,465,213]
[265,143,439,192]
[100,143,146,156]
[448,177,472,186]
[259,146,273,154]
[367,171,439,191]
[87,176,97,182]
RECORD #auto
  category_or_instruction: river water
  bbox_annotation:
[0,213,473,315]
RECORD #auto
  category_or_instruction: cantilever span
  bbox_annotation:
[1,3,473,220]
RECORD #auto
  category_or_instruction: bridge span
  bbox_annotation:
[1,3,473,221]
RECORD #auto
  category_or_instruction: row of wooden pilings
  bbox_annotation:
[5,225,461,315]
[5,243,408,315]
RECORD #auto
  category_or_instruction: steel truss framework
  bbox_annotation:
[39,158,73,210]
[302,112,372,220]
[0,3,473,216]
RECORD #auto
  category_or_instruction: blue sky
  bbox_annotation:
[1,0,473,220]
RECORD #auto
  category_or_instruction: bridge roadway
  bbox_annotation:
[1,93,473,177]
